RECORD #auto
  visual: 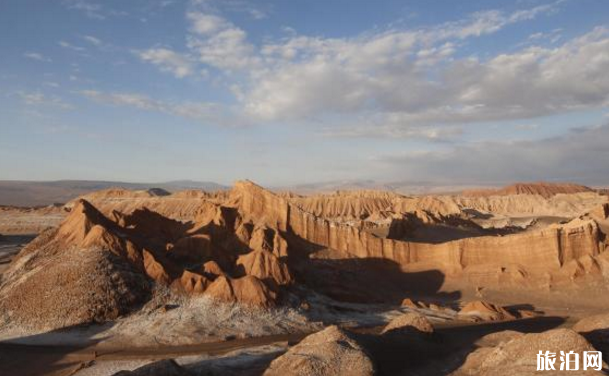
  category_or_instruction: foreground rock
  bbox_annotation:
[264,326,376,376]
[381,312,434,336]
[574,313,609,347]
[113,359,192,376]
[453,329,602,375]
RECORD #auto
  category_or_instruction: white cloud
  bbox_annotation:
[137,48,194,78]
[62,0,126,19]
[190,0,269,20]
[24,52,52,62]
[375,124,609,185]
[242,26,609,132]
[186,11,258,71]
[131,1,609,140]
[82,35,102,46]
[63,0,105,19]
[58,40,86,52]
[79,90,239,126]
[18,91,73,110]
[187,12,227,35]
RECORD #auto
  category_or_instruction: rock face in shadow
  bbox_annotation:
[263,325,376,376]
[573,313,609,350]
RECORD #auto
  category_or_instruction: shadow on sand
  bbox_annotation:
[356,316,568,376]
[0,323,113,376]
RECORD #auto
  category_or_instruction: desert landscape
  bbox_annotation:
[1,180,609,375]
[4,0,609,374]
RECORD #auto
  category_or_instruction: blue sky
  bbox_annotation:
[1,0,608,186]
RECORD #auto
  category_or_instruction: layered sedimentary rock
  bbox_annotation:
[232,181,608,289]
[0,204,65,234]
[68,188,229,222]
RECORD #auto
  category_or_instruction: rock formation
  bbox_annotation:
[574,313,609,351]
[263,326,376,376]
[1,179,608,329]
[381,312,434,335]
[453,329,601,375]
[458,301,516,321]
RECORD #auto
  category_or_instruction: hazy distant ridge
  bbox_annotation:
[0,180,229,207]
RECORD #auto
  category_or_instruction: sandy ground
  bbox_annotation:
[0,315,581,376]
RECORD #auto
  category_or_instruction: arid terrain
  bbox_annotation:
[1,181,609,375]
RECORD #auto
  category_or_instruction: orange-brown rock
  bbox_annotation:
[381,312,434,335]
[590,203,609,220]
[57,199,118,244]
[179,270,211,293]
[205,275,277,307]
[459,301,516,321]
[143,249,171,284]
[228,180,290,231]
[573,313,609,346]
[199,260,225,279]
[236,249,292,286]
[454,329,599,375]
[289,190,398,221]
[401,298,421,309]
[264,325,375,376]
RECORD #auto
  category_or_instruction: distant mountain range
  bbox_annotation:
[1,179,605,207]
[0,180,229,207]
[273,179,499,196]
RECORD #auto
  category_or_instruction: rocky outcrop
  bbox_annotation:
[289,190,398,221]
[0,242,150,330]
[287,200,604,285]
[458,301,516,321]
[143,249,171,284]
[205,275,277,307]
[453,329,600,375]
[224,180,607,290]
[573,313,609,348]
[0,195,296,329]
[381,312,434,335]
[236,249,292,287]
[264,326,376,376]
[178,270,211,293]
